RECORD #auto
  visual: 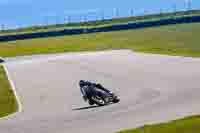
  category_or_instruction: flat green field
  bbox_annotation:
[0,23,200,57]
[117,115,200,133]
[0,65,18,118]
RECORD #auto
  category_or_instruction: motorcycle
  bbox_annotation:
[83,89,120,106]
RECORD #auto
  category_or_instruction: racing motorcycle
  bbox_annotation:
[82,89,120,106]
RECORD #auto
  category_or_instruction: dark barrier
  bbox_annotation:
[1,16,200,42]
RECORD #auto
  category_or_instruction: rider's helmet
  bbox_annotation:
[79,80,85,87]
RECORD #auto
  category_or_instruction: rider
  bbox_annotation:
[79,80,112,101]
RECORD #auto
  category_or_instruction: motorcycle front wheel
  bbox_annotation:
[112,96,120,103]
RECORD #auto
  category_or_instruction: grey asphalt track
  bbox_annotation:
[1,50,200,133]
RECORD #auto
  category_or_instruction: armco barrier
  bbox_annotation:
[1,16,200,42]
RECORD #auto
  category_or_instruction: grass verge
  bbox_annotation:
[117,115,200,133]
[0,23,200,57]
[0,65,18,118]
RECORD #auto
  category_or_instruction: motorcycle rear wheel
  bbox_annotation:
[88,100,95,105]
[91,96,106,106]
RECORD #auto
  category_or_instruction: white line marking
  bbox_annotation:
[0,64,22,120]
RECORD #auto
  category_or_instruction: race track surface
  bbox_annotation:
[1,50,200,133]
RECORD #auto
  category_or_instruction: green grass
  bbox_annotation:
[1,9,200,36]
[0,65,18,118]
[0,22,200,57]
[117,115,200,133]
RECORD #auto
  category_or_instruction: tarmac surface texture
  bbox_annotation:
[1,50,200,133]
